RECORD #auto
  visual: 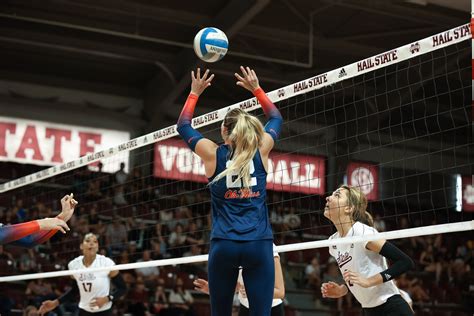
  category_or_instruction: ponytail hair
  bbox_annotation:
[340,185,373,227]
[211,108,264,188]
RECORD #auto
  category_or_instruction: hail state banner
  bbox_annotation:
[154,138,325,195]
[347,161,379,201]
[462,176,474,212]
[0,116,130,173]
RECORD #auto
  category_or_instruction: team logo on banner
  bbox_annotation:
[347,162,379,201]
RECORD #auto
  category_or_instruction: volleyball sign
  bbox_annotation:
[0,117,130,172]
[154,139,325,194]
[347,162,379,201]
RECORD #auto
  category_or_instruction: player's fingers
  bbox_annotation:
[206,73,215,83]
[59,221,70,231]
[246,67,252,77]
[197,68,201,79]
[240,66,248,76]
[251,69,257,79]
[191,71,195,80]
[234,73,245,82]
[203,68,210,79]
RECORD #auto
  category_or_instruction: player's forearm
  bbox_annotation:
[177,93,198,127]
[273,286,285,299]
[110,273,127,300]
[10,230,58,248]
[365,273,384,287]
[339,284,348,297]
[0,221,40,245]
[58,284,79,304]
[177,94,204,151]
[379,242,415,282]
[253,88,282,140]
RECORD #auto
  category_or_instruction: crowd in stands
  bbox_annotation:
[0,162,472,315]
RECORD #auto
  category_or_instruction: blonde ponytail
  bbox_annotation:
[212,109,264,188]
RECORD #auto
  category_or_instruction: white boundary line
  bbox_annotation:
[0,23,470,193]
[0,220,472,282]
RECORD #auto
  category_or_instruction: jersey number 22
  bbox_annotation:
[226,160,257,188]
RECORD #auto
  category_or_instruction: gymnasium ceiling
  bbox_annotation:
[0,0,469,134]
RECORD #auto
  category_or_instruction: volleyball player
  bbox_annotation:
[38,233,127,315]
[321,185,415,316]
[177,66,282,316]
[193,243,285,316]
[0,194,77,247]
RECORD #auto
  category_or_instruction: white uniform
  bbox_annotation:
[237,243,283,308]
[68,255,115,313]
[328,222,400,308]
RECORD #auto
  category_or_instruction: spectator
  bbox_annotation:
[419,244,442,283]
[114,162,128,185]
[169,277,194,316]
[152,285,169,315]
[373,214,386,232]
[169,223,187,257]
[0,245,14,262]
[85,180,102,201]
[151,223,168,256]
[127,277,150,316]
[19,248,38,273]
[13,198,27,222]
[186,221,203,246]
[305,256,321,290]
[113,185,128,205]
[160,209,175,230]
[25,279,55,306]
[283,206,301,235]
[128,219,153,250]
[135,250,160,287]
[270,205,285,233]
[175,206,192,228]
[105,217,128,255]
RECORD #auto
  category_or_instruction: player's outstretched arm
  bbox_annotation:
[235,66,282,156]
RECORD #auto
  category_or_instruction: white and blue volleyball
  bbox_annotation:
[193,27,228,63]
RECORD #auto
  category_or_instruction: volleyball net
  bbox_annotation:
[0,24,472,287]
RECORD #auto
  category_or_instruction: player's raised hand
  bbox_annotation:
[58,193,78,222]
[235,66,260,92]
[191,68,214,96]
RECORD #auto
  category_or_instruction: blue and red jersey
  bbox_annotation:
[208,145,272,241]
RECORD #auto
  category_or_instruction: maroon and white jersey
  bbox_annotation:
[328,221,400,308]
[68,255,115,312]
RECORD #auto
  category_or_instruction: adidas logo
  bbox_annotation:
[384,273,391,281]
[338,68,347,78]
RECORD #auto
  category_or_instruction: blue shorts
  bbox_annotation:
[208,239,274,316]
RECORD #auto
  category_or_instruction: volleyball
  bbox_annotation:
[193,27,228,63]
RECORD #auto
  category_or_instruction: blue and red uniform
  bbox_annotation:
[177,87,282,316]
[0,221,59,247]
